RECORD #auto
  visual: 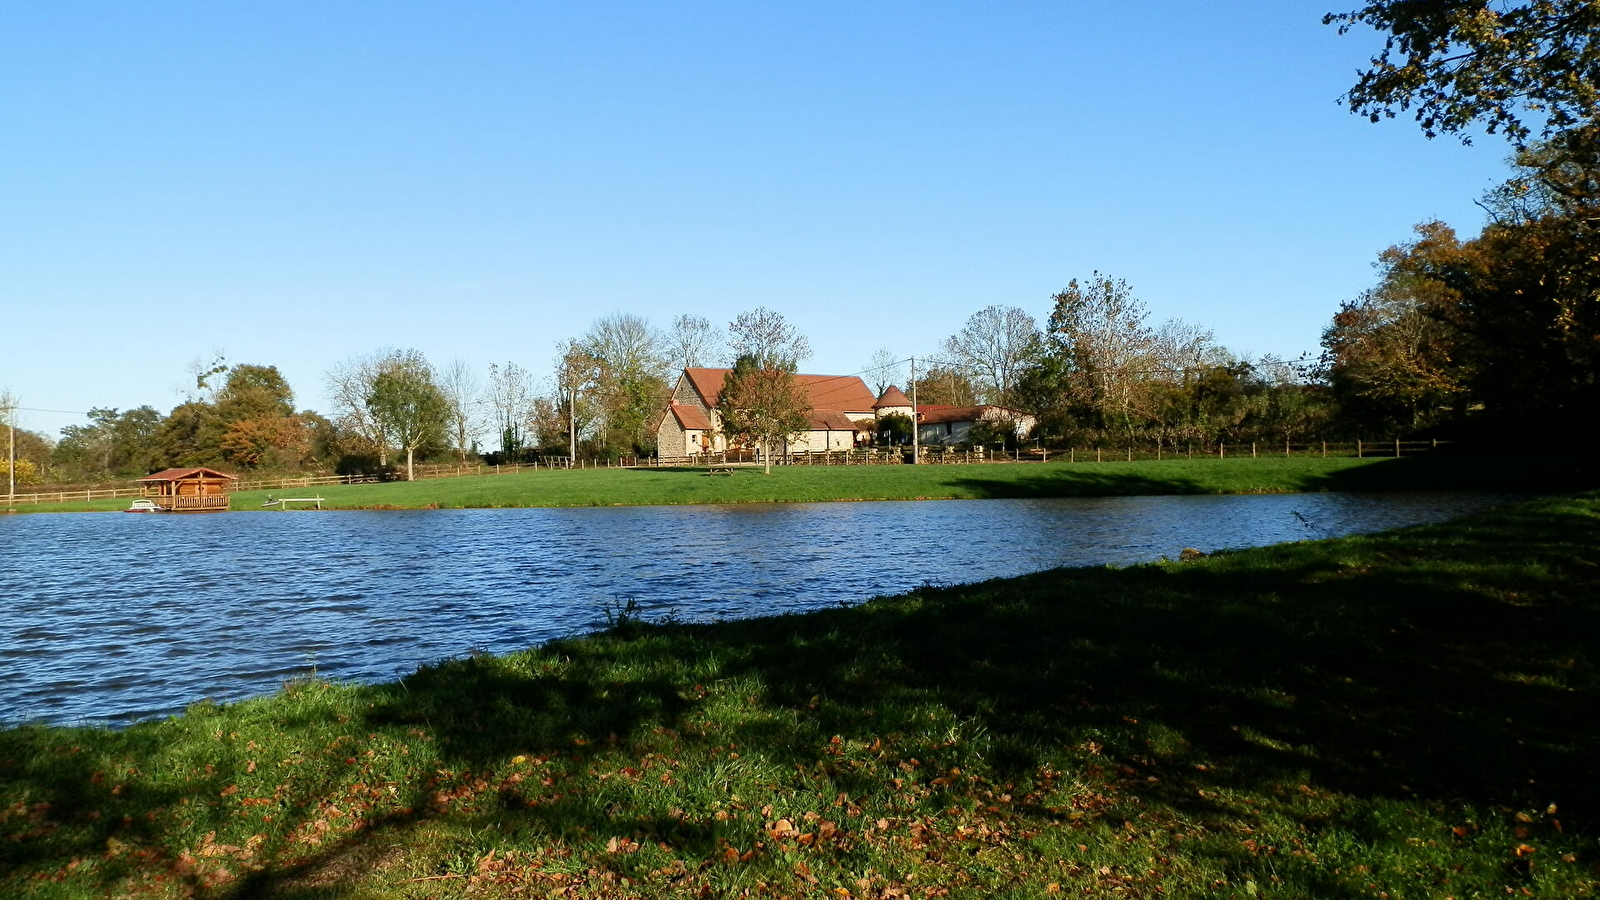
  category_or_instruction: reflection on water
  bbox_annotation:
[0,493,1513,725]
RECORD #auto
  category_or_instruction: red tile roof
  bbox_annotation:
[915,405,989,425]
[806,411,869,432]
[682,367,876,412]
[874,385,912,409]
[667,403,713,431]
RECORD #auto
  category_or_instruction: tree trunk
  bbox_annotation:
[406,447,415,481]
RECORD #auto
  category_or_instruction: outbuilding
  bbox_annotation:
[136,467,237,512]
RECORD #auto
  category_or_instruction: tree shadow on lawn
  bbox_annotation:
[271,495,1599,892]
[1297,455,1583,494]
[945,469,1210,498]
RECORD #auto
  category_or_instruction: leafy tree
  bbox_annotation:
[215,364,295,423]
[875,411,913,446]
[909,361,980,407]
[583,313,670,456]
[1320,222,1469,431]
[364,350,450,481]
[940,305,1042,406]
[54,406,165,478]
[151,401,223,469]
[554,340,602,464]
[219,415,311,469]
[1041,273,1160,441]
[1327,0,1600,145]
[716,354,810,475]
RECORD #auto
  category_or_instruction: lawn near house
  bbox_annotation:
[1,490,1596,898]
[6,454,1580,513]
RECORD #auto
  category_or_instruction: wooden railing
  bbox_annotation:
[158,494,231,511]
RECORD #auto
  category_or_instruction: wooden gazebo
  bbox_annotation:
[136,467,237,512]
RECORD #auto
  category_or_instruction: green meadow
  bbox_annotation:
[5,454,1579,514]
[2,489,1597,898]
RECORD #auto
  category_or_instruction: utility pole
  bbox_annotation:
[909,357,919,464]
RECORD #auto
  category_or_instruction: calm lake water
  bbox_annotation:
[1,493,1514,726]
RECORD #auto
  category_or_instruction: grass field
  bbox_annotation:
[2,491,1597,898]
[4,454,1580,514]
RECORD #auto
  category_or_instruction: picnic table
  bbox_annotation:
[704,466,735,476]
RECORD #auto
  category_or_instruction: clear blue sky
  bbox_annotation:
[2,1,1512,437]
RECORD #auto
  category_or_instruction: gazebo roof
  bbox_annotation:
[137,467,237,483]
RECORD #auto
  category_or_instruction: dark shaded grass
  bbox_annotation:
[3,492,1598,897]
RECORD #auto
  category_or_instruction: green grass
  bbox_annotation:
[5,454,1580,514]
[3,491,1598,898]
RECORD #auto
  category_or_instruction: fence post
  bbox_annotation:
[1357,440,1363,458]
[1219,443,1225,459]
[1395,438,1401,458]
[1251,442,1257,458]
[1322,441,1326,458]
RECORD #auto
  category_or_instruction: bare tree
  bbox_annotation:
[485,362,535,462]
[865,348,901,395]
[325,350,390,465]
[2,388,18,500]
[728,307,811,369]
[438,358,485,462]
[667,313,722,371]
[941,305,1042,407]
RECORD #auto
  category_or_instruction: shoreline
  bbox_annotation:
[3,490,1597,897]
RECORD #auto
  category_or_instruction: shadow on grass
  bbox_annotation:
[945,469,1209,498]
[1298,454,1583,493]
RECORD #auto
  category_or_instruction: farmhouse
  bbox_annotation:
[914,404,1038,447]
[656,367,879,457]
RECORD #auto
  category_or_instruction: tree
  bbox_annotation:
[438,358,485,463]
[583,313,670,456]
[667,314,722,371]
[485,361,535,463]
[1327,0,1600,145]
[910,360,981,407]
[940,305,1042,406]
[1320,223,1470,430]
[875,411,913,446]
[554,340,602,464]
[865,348,901,395]
[364,350,450,481]
[716,354,811,475]
[728,307,811,369]
[54,406,165,477]
[326,352,391,466]
[1042,273,1160,440]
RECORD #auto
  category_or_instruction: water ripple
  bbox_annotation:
[0,493,1513,725]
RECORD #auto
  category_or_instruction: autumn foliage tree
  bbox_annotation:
[716,354,810,475]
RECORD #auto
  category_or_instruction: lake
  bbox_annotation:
[0,492,1514,726]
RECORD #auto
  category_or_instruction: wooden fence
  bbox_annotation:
[0,438,1541,506]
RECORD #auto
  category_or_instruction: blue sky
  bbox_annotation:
[2,2,1513,437]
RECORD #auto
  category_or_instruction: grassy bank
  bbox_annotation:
[3,493,1597,898]
[7,454,1580,514]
